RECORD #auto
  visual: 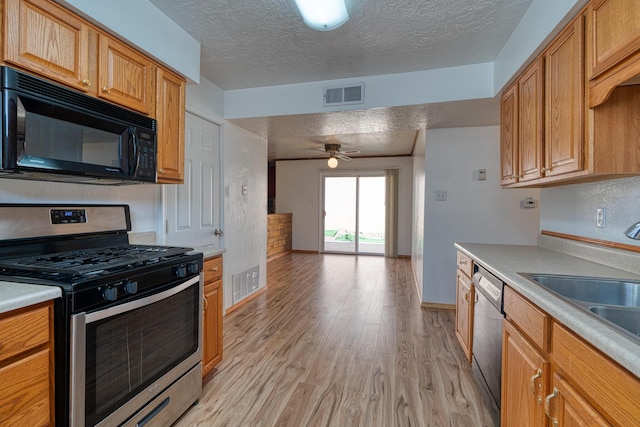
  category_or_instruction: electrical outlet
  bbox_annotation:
[596,207,606,228]
[435,190,447,201]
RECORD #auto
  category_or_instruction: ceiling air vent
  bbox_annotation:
[323,82,365,107]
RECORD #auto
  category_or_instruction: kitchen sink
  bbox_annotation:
[519,273,640,342]
[521,273,640,307]
[589,305,640,338]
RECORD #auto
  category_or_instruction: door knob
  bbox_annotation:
[214,229,224,237]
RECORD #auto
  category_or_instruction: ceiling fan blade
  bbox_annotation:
[336,154,352,161]
[340,149,360,154]
[312,147,329,153]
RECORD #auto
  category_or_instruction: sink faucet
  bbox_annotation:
[624,221,640,239]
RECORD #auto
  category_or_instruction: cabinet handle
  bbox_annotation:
[211,266,218,272]
[529,368,543,405]
[541,167,546,173]
[158,169,165,174]
[102,86,110,93]
[459,260,467,265]
[464,291,470,302]
[544,388,559,427]
[203,296,208,311]
[81,79,91,87]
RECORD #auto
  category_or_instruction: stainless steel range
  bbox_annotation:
[0,204,203,427]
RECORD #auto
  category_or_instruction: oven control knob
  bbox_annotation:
[123,280,138,295]
[187,262,199,275]
[102,286,118,302]
[174,265,187,278]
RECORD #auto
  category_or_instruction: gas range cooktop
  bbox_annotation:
[0,244,193,277]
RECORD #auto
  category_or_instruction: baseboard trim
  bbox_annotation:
[292,249,319,254]
[225,286,268,315]
[421,302,455,310]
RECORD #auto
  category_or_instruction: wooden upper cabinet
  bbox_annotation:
[4,0,91,92]
[98,33,155,114]
[544,16,584,178]
[517,58,544,183]
[156,67,185,183]
[500,83,518,185]
[587,0,640,106]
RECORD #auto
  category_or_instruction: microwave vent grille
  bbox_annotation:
[13,72,156,131]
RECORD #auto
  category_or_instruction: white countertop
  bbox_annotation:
[191,246,226,259]
[455,242,640,378]
[0,281,61,314]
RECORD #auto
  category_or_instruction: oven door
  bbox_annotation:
[70,275,202,427]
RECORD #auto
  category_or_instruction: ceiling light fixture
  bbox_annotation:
[294,0,349,31]
[327,156,339,168]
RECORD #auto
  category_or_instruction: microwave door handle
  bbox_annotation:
[16,97,26,156]
[128,127,139,176]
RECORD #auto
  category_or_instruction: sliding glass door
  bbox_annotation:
[322,174,385,254]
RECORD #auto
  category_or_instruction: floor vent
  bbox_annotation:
[232,266,260,304]
[323,82,364,106]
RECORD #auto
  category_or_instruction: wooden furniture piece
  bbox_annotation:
[2,0,186,183]
[0,301,54,426]
[455,251,474,363]
[500,4,640,188]
[501,286,640,426]
[267,213,293,260]
[202,255,223,379]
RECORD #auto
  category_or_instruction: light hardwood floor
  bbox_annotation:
[175,253,496,426]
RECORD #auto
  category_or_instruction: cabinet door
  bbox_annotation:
[500,83,518,185]
[545,16,584,178]
[156,67,185,183]
[517,58,544,182]
[98,33,155,114]
[455,270,473,363]
[587,0,640,80]
[4,0,90,91]
[545,373,611,427]
[501,320,549,427]
[203,280,223,378]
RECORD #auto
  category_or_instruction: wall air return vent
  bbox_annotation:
[323,82,365,107]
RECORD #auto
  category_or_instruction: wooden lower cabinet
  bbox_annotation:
[546,373,611,427]
[455,270,473,363]
[501,286,640,426]
[501,320,549,427]
[202,255,223,379]
[0,301,54,426]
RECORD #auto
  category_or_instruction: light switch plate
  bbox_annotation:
[435,190,447,201]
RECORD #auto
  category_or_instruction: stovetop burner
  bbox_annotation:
[0,244,193,277]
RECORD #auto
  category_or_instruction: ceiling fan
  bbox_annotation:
[313,143,360,168]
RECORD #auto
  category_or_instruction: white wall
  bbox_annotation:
[275,157,413,255]
[221,125,268,309]
[0,179,162,233]
[540,176,640,247]
[422,126,540,304]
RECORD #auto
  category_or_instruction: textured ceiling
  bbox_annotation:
[148,0,532,159]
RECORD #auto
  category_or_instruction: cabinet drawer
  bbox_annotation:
[552,322,640,426]
[0,348,51,426]
[0,305,49,363]
[456,251,473,278]
[503,286,550,352]
[203,256,223,283]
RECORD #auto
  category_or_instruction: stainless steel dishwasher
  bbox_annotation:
[472,264,505,426]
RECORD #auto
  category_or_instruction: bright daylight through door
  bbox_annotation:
[323,175,386,254]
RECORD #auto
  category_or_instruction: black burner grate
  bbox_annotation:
[0,245,192,276]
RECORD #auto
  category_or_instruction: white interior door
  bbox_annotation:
[164,112,222,247]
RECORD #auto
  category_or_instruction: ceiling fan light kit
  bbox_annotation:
[294,0,349,31]
[327,156,339,168]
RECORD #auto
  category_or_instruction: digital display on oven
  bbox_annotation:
[50,209,87,224]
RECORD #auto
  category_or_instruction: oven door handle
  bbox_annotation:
[84,276,199,323]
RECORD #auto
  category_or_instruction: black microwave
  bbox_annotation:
[0,66,157,184]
